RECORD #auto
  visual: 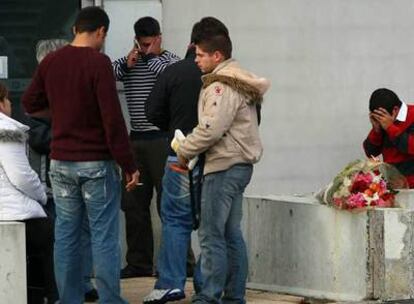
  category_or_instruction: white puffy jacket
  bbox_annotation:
[0,112,47,220]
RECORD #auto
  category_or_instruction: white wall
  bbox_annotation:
[161,0,414,196]
[104,0,162,61]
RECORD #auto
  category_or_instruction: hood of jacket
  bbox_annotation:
[0,112,29,143]
[201,59,271,105]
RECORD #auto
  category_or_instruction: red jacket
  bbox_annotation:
[363,104,414,187]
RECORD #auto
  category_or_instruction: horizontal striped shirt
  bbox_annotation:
[113,51,180,132]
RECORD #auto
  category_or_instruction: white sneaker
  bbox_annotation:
[142,288,185,304]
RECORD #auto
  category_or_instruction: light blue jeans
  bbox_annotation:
[50,160,127,304]
[81,215,95,293]
[155,156,200,290]
[192,164,253,304]
[46,200,95,293]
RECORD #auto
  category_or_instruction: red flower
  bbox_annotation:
[350,180,368,193]
[381,192,394,202]
[350,172,373,193]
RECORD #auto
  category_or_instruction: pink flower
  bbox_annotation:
[375,198,392,207]
[333,198,343,208]
[378,180,387,194]
[379,192,395,207]
[347,193,367,209]
[356,172,373,184]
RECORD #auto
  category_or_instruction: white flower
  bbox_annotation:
[365,192,379,205]
[372,174,382,183]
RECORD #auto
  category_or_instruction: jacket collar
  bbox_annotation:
[211,58,235,75]
[396,102,408,122]
[0,112,29,143]
[201,59,236,83]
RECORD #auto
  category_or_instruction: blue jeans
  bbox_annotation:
[81,215,95,293]
[193,164,253,304]
[155,157,200,290]
[45,200,95,293]
[50,160,127,304]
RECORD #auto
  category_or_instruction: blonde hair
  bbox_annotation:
[36,39,69,63]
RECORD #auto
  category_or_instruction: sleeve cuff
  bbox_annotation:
[122,162,138,175]
[367,128,383,145]
[177,143,194,160]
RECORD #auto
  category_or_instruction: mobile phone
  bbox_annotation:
[134,38,141,52]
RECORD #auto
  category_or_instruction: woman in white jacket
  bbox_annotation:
[0,82,58,303]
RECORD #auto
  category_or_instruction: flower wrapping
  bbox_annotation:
[317,159,408,210]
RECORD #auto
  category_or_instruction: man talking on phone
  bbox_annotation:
[113,17,180,278]
[363,88,414,187]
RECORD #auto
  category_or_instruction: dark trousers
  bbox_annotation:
[121,137,168,272]
[26,217,58,303]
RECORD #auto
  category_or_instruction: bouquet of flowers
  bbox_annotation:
[317,159,408,210]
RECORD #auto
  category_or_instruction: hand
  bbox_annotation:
[371,108,394,130]
[146,35,161,55]
[369,113,381,132]
[126,47,140,68]
[177,154,189,169]
[125,170,140,192]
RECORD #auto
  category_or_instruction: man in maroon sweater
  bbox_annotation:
[364,88,414,187]
[22,7,139,304]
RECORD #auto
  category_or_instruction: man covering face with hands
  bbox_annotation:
[364,88,414,187]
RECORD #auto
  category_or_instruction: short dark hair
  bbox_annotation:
[192,17,232,59]
[74,6,110,34]
[134,17,160,38]
[191,17,229,43]
[197,35,232,59]
[0,82,8,101]
[369,88,402,114]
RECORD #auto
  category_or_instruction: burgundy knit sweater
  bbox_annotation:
[22,45,136,174]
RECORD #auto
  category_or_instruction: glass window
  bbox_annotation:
[0,0,79,121]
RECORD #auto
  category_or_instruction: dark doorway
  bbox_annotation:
[0,0,80,122]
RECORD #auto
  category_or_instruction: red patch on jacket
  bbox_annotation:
[214,85,223,96]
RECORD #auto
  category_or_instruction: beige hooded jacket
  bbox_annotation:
[178,59,270,175]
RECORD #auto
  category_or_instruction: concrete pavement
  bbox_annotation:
[119,277,305,304]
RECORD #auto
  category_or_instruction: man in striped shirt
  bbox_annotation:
[113,16,180,279]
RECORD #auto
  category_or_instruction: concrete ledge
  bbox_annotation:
[0,221,27,304]
[371,207,414,300]
[243,193,414,301]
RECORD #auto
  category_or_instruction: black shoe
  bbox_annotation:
[84,288,99,302]
[120,265,153,279]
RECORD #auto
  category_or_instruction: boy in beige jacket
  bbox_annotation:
[177,17,270,304]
